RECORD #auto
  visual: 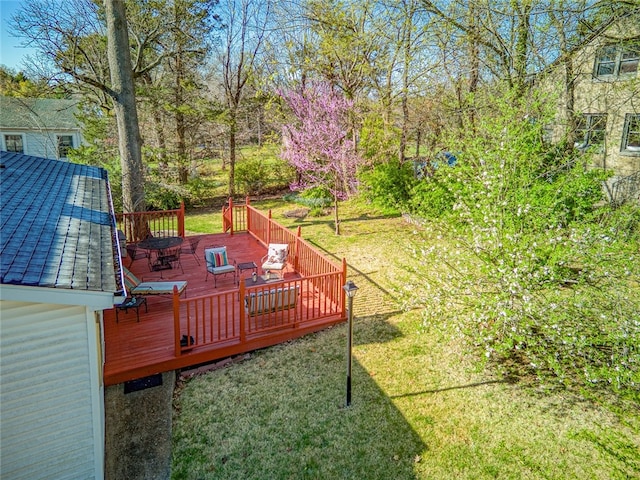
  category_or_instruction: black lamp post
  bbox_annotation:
[343,280,359,407]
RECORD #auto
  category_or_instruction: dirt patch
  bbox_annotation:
[105,371,175,480]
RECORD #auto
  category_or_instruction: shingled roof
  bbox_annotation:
[0,96,80,130]
[0,151,118,292]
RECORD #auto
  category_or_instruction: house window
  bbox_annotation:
[575,114,607,151]
[621,114,640,153]
[594,43,639,78]
[4,134,24,153]
[57,135,73,158]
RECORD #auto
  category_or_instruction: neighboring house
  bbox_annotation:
[0,152,122,479]
[0,96,83,160]
[541,11,639,201]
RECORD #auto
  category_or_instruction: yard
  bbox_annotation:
[171,198,640,479]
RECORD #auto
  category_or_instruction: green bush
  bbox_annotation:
[359,160,416,210]
[145,182,189,210]
[235,158,270,195]
[407,165,462,219]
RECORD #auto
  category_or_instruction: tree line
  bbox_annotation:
[3,0,637,213]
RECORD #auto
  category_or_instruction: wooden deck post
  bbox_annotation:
[295,226,302,273]
[178,201,185,237]
[228,197,234,236]
[246,196,251,233]
[239,280,246,342]
[173,285,182,356]
[341,258,347,319]
[267,210,272,245]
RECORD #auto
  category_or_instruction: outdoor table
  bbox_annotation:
[244,272,281,287]
[138,236,184,271]
[115,297,147,322]
[236,261,258,284]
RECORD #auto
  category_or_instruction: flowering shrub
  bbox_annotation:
[400,94,640,402]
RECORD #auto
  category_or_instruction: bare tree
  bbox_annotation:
[212,0,273,197]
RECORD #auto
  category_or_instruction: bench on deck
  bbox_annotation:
[245,285,299,316]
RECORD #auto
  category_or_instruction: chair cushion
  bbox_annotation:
[122,267,141,289]
[205,247,228,267]
[262,261,285,270]
[266,244,288,264]
[132,280,188,296]
[209,264,235,274]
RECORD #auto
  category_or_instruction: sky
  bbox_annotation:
[0,1,40,71]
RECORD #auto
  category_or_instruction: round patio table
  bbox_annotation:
[138,236,183,251]
[138,236,184,271]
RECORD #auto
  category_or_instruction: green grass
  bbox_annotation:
[172,198,640,480]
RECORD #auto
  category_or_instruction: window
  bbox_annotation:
[4,134,24,153]
[57,135,73,158]
[594,43,639,78]
[575,114,607,151]
[621,114,640,153]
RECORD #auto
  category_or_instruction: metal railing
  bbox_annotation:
[610,171,640,205]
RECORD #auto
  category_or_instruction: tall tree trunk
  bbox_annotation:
[466,1,479,134]
[142,72,168,169]
[333,192,340,235]
[549,8,577,152]
[228,109,237,197]
[174,2,188,184]
[399,0,417,164]
[513,0,532,98]
[105,0,145,214]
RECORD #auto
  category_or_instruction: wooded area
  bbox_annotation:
[4,1,637,211]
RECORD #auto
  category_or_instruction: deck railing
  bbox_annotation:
[172,273,344,355]
[117,202,185,242]
[172,198,347,355]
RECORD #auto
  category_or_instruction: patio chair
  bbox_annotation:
[125,243,150,268]
[261,243,290,279]
[180,236,201,265]
[121,266,187,299]
[204,245,237,287]
[152,246,183,278]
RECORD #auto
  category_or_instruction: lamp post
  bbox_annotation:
[343,280,359,407]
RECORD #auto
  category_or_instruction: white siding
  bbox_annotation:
[1,131,82,159]
[0,301,104,479]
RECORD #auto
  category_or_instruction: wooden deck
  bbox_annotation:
[103,232,346,385]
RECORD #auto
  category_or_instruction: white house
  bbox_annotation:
[0,96,84,160]
[0,152,123,479]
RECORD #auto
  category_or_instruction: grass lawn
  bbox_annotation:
[173,198,640,479]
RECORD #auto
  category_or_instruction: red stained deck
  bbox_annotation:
[104,232,346,385]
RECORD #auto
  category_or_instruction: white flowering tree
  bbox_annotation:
[404,89,640,399]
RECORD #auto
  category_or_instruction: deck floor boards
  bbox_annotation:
[104,232,344,385]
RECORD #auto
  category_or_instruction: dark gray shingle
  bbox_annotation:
[0,151,118,292]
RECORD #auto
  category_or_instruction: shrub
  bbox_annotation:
[359,160,416,210]
[406,90,640,403]
[145,182,189,210]
[235,158,270,195]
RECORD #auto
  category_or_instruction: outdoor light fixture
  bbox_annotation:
[343,280,359,407]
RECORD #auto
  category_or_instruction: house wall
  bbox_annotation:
[0,129,83,160]
[0,300,104,480]
[542,18,639,180]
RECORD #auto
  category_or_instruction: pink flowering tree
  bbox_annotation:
[280,82,361,235]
